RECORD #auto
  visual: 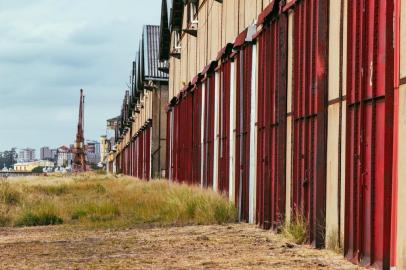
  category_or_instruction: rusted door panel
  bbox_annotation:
[203,75,215,188]
[218,61,231,194]
[192,85,203,185]
[235,45,253,222]
[291,0,328,248]
[344,0,396,268]
[166,110,171,179]
[256,14,288,230]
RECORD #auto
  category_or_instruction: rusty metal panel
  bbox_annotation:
[256,13,288,230]
[203,74,216,188]
[192,85,203,185]
[234,44,253,222]
[166,110,171,179]
[344,0,397,268]
[139,130,144,179]
[291,0,328,248]
[218,60,232,194]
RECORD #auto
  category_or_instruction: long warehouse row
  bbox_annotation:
[110,0,405,269]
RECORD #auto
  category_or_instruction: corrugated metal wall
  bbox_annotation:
[234,41,253,222]
[291,0,328,248]
[218,58,232,195]
[255,9,288,231]
[202,71,216,188]
[162,0,403,268]
[344,0,397,268]
[192,83,203,185]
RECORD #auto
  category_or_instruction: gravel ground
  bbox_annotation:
[0,224,363,270]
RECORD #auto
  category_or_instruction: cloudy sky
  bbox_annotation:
[0,0,161,155]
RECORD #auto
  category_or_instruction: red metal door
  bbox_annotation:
[235,44,252,222]
[166,109,171,179]
[145,124,151,180]
[192,84,203,185]
[218,60,231,194]
[344,0,396,268]
[256,12,288,230]
[138,131,144,179]
[203,74,216,188]
[291,0,328,248]
[184,92,194,184]
[173,103,179,182]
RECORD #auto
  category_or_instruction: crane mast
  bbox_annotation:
[72,89,87,172]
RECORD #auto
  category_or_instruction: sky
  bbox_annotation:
[0,0,161,155]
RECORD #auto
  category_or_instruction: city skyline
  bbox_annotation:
[0,0,161,152]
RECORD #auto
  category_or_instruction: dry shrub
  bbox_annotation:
[327,229,343,253]
[282,212,308,244]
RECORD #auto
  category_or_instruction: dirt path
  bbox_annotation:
[0,224,362,270]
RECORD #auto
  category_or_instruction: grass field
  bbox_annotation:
[0,174,236,228]
[0,174,364,269]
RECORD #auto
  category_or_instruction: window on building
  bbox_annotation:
[187,1,198,26]
[174,30,181,50]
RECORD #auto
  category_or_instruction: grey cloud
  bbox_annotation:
[0,0,161,152]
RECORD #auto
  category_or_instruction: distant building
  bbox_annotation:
[40,147,53,160]
[13,160,55,172]
[100,135,111,164]
[86,140,101,165]
[50,149,58,160]
[57,146,72,167]
[18,148,36,162]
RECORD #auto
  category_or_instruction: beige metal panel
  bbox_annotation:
[244,0,258,26]
[174,58,182,96]
[285,115,292,224]
[401,0,406,78]
[397,84,406,270]
[159,84,169,173]
[328,0,341,101]
[340,100,346,247]
[197,2,208,72]
[208,0,222,62]
[188,34,198,82]
[221,1,226,46]
[182,5,188,30]
[256,0,263,15]
[216,1,223,57]
[325,103,341,249]
[342,0,348,96]
[238,0,245,32]
[287,12,293,114]
[207,0,213,64]
[180,38,188,90]
[169,57,175,100]
[223,0,239,44]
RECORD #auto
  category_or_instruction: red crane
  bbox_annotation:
[72,89,87,172]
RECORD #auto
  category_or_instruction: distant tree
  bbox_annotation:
[31,166,45,173]
[0,148,18,169]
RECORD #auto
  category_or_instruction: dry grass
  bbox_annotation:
[0,174,237,228]
[282,212,308,245]
[327,228,343,254]
[0,224,363,270]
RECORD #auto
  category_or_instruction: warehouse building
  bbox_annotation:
[113,25,169,179]
[158,0,405,269]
